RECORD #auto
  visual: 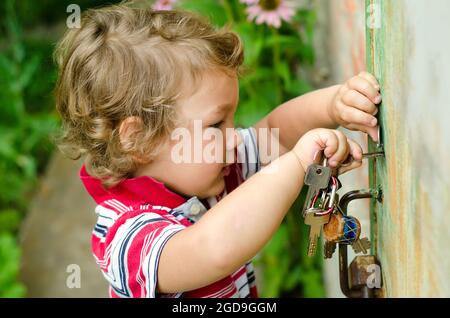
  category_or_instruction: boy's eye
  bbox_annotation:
[210,121,224,129]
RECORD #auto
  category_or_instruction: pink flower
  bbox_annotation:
[245,0,296,28]
[152,0,177,11]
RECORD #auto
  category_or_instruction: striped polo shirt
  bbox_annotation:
[80,127,261,298]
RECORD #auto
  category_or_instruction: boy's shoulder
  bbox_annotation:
[80,164,195,231]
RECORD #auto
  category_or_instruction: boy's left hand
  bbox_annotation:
[328,72,382,142]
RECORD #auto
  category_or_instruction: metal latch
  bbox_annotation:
[338,189,383,298]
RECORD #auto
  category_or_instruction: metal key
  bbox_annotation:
[341,152,385,166]
[351,237,371,254]
[303,163,332,216]
[362,152,385,159]
[304,208,331,257]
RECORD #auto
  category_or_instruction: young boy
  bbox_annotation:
[54,4,381,298]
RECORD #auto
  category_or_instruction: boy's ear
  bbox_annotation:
[119,116,149,164]
[119,116,143,148]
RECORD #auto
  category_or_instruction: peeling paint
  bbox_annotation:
[367,0,450,297]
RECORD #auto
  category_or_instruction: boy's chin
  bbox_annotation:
[198,178,226,199]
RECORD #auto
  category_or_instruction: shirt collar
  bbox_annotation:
[79,164,188,209]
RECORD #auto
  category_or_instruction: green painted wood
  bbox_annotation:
[366,0,412,297]
[366,1,384,298]
[366,0,385,263]
[365,0,450,297]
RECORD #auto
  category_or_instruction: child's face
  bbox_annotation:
[135,70,241,199]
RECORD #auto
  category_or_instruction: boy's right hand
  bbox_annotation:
[292,129,363,175]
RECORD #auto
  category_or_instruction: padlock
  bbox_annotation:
[337,189,383,298]
[323,213,361,244]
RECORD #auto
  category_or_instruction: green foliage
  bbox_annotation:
[0,0,123,29]
[178,0,324,297]
[180,0,229,27]
[0,0,325,298]
[0,233,26,297]
[0,0,60,297]
[178,0,316,128]
[255,194,325,297]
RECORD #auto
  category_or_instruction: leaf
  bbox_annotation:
[0,54,16,78]
[234,22,263,66]
[0,209,21,233]
[287,78,313,96]
[0,132,18,160]
[235,99,265,127]
[275,61,292,88]
[16,155,37,180]
[299,269,325,298]
[284,266,302,291]
[263,34,301,49]
[0,233,26,298]
[179,0,228,27]
[240,67,274,86]
[16,54,40,91]
[21,114,58,153]
[261,255,289,297]
[258,225,291,297]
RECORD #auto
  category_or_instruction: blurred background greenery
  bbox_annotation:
[0,0,325,297]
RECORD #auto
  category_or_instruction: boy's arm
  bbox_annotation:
[157,150,304,293]
[255,73,382,160]
[156,129,362,294]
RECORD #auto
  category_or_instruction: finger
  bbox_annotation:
[342,91,378,115]
[320,130,339,162]
[348,76,381,104]
[347,137,363,161]
[341,107,378,128]
[358,72,381,90]
[366,126,379,142]
[337,137,363,174]
[338,159,362,175]
[328,131,349,168]
[346,123,379,142]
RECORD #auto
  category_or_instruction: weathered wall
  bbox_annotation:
[367,0,450,297]
[321,0,450,297]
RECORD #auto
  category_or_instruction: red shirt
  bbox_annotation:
[80,128,261,298]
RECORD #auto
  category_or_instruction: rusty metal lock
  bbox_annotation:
[338,189,383,298]
[349,255,382,298]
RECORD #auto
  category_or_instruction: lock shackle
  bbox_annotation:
[338,189,375,298]
[339,189,376,213]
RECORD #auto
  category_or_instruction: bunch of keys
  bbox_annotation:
[302,158,339,257]
[302,158,371,258]
[323,206,371,259]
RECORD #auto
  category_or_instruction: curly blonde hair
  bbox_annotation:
[54,2,244,189]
